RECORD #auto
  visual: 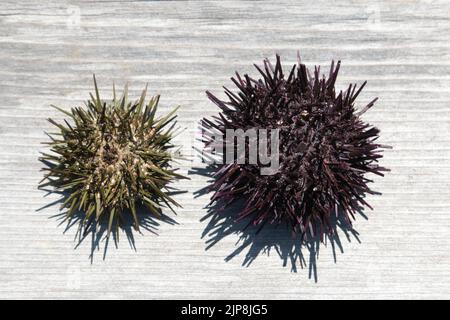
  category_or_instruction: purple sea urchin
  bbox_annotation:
[202,54,390,240]
[40,76,186,237]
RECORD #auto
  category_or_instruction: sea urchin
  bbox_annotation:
[40,76,186,237]
[202,54,390,239]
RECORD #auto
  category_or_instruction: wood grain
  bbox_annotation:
[0,0,449,299]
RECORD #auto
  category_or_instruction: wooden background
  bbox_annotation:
[1,0,449,299]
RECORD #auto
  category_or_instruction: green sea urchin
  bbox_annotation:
[40,76,186,237]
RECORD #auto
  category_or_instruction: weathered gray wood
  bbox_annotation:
[1,0,450,299]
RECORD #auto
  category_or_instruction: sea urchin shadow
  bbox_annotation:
[37,175,182,262]
[191,165,363,281]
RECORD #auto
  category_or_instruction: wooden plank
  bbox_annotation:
[0,0,449,299]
